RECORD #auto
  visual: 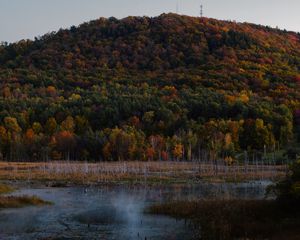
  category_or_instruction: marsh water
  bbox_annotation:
[0,181,272,240]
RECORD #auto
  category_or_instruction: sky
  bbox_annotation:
[0,0,299,43]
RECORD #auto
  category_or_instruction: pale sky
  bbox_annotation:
[0,0,299,43]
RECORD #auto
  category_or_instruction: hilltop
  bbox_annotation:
[0,14,299,161]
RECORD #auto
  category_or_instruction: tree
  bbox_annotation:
[24,128,39,160]
[184,130,197,161]
[75,116,90,134]
[0,126,8,160]
[45,117,57,135]
[146,147,155,161]
[173,144,183,161]
[240,119,275,151]
[149,135,165,161]
[46,86,57,97]
[4,117,22,161]
[4,117,21,133]
[32,122,43,134]
[55,131,76,160]
[61,116,75,132]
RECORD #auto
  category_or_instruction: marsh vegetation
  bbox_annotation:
[0,183,51,209]
[148,161,300,239]
[0,195,51,208]
[0,183,14,194]
[149,200,300,239]
[0,161,286,186]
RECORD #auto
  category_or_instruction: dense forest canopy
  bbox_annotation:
[0,13,299,161]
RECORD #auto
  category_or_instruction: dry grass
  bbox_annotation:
[0,183,52,209]
[0,161,287,185]
[148,200,300,240]
[0,183,14,194]
[0,195,51,208]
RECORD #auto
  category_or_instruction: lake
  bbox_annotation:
[0,181,272,240]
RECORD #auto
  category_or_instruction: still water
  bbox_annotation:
[0,181,271,240]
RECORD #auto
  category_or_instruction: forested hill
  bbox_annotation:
[0,14,299,162]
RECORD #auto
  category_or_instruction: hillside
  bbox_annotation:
[0,13,299,161]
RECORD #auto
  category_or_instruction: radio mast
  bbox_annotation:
[200,4,203,17]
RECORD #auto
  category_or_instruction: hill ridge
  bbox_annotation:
[0,14,298,161]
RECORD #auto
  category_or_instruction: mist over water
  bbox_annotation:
[0,182,271,239]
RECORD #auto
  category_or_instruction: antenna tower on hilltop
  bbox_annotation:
[200,4,203,17]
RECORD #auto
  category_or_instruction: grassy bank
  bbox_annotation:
[0,183,52,209]
[148,200,300,240]
[0,195,52,208]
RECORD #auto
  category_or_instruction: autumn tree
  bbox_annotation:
[4,117,22,160]
[55,131,76,160]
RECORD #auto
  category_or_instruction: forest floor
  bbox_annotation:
[148,199,300,240]
[0,161,287,186]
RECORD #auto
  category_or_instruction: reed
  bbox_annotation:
[0,161,286,185]
[148,200,300,239]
